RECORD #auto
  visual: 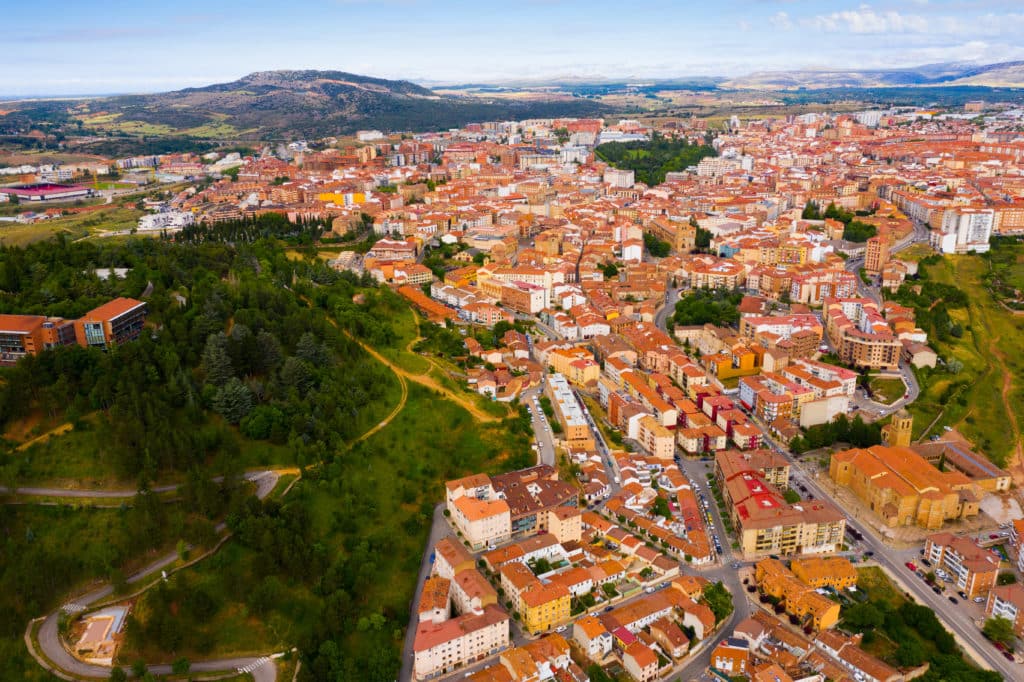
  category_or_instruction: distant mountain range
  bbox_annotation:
[721,60,1024,90]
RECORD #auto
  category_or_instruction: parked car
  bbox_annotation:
[905,562,917,571]
[975,597,986,604]
[949,596,958,605]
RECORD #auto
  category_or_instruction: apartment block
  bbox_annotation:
[985,584,1024,637]
[755,559,841,631]
[923,532,1000,598]
[413,604,510,680]
[717,451,844,558]
[790,556,858,591]
[823,298,901,371]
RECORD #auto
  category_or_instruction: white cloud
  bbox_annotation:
[769,11,793,30]
[804,6,929,34]
[802,5,1024,36]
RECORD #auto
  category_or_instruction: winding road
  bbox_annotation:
[25,470,283,682]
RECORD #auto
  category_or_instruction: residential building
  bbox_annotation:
[717,451,845,558]
[711,638,749,675]
[932,207,993,254]
[790,556,858,591]
[419,576,451,624]
[413,604,510,680]
[573,615,613,660]
[864,235,890,273]
[622,641,659,682]
[923,532,1000,598]
[434,537,475,581]
[755,559,841,631]
[985,584,1024,637]
[813,630,901,682]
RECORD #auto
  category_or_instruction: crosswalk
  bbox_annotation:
[237,656,271,674]
[61,603,86,614]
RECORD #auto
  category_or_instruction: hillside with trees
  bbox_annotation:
[0,231,532,681]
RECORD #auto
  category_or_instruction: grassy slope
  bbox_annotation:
[121,381,532,664]
[905,255,1024,467]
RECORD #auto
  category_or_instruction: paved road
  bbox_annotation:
[398,503,453,682]
[654,283,680,332]
[2,470,280,501]
[671,458,754,680]
[750,423,1018,678]
[32,471,281,681]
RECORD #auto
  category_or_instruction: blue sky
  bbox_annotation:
[3,0,1024,95]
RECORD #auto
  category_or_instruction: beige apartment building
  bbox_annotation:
[413,604,510,679]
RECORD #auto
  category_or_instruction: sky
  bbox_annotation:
[3,0,1024,96]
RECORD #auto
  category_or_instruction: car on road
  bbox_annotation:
[1003,651,1015,662]
[990,534,999,539]
[949,596,958,605]
[932,586,942,594]
[731,562,742,569]
[975,597,986,603]
[958,591,968,600]
[905,562,917,571]
[556,625,567,633]
[604,606,614,613]
[921,559,931,567]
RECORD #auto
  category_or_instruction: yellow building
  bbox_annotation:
[704,344,764,381]
[829,445,980,530]
[500,562,570,634]
[521,583,571,634]
[790,557,858,591]
[881,409,913,448]
[755,559,840,631]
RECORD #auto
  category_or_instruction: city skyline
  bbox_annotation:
[4,0,1024,96]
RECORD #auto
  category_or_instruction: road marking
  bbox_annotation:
[237,656,271,673]
[62,603,86,614]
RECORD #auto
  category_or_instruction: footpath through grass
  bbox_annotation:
[903,254,1024,468]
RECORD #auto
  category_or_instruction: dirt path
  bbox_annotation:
[15,423,73,452]
[304,297,500,423]
[348,332,498,422]
[356,365,408,442]
[988,338,1024,485]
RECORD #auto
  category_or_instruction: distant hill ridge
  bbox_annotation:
[723,60,1024,90]
[60,69,607,140]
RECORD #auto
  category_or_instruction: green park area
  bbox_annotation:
[867,376,905,405]
[891,245,1024,467]
[595,132,717,186]
[844,567,999,681]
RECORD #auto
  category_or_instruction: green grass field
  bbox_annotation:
[904,254,1024,466]
[868,376,905,405]
[0,206,145,247]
